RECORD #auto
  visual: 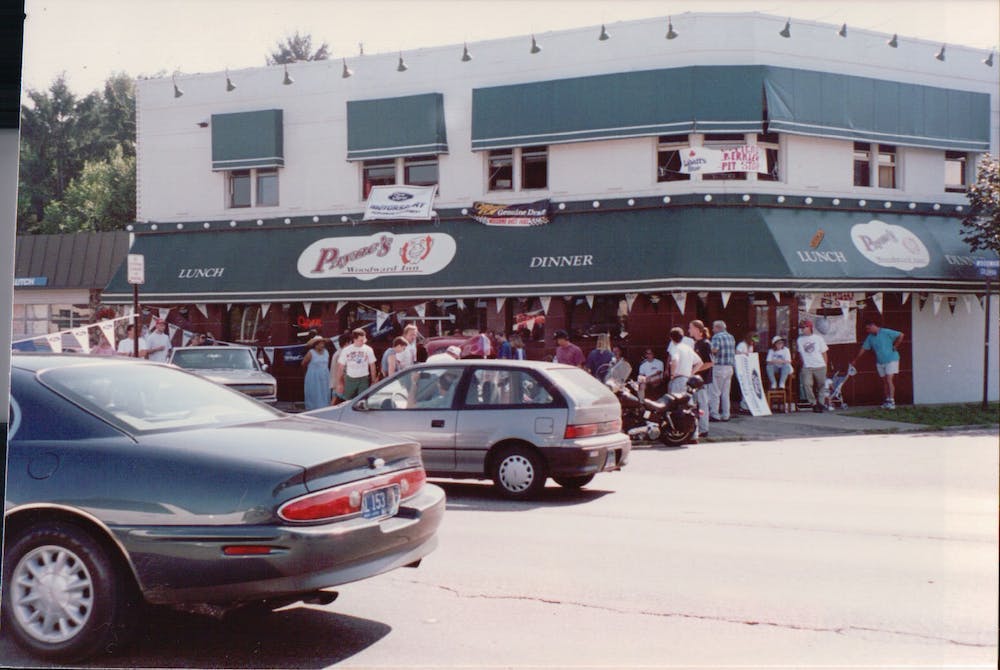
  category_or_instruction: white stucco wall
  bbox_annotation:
[912,294,1000,404]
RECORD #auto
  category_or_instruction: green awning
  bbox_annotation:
[346,93,448,160]
[211,109,284,170]
[471,66,765,150]
[763,67,990,151]
[103,206,994,304]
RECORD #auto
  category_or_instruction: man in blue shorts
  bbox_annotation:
[851,319,904,409]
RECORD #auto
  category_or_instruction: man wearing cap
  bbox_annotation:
[796,320,829,412]
[850,319,904,410]
[553,330,585,368]
[145,319,172,363]
[426,344,463,363]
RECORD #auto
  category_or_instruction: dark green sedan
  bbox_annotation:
[4,353,445,663]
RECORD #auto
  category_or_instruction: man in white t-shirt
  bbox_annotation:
[403,323,421,365]
[116,324,148,358]
[145,319,172,363]
[796,320,829,412]
[637,348,665,398]
[336,328,378,400]
[667,327,702,394]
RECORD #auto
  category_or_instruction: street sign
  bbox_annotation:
[127,254,145,285]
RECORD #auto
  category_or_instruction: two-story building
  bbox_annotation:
[102,13,999,404]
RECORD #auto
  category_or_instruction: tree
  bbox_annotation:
[265,31,331,65]
[39,146,136,233]
[961,154,1000,255]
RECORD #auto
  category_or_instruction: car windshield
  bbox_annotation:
[172,348,258,370]
[39,363,280,433]
[546,367,618,406]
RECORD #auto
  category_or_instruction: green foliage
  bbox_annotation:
[961,153,1000,255]
[38,146,136,233]
[852,402,999,427]
[265,31,331,65]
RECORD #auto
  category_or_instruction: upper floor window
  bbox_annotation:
[228,168,279,208]
[657,134,690,183]
[945,151,968,193]
[488,149,514,191]
[362,159,396,199]
[877,145,897,189]
[853,142,897,189]
[756,133,780,182]
[521,146,548,190]
[702,133,747,181]
[404,155,439,188]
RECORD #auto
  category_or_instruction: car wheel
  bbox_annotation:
[552,474,595,489]
[2,522,138,662]
[492,445,547,499]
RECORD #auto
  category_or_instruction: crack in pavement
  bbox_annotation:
[403,580,994,649]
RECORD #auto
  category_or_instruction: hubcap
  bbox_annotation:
[498,455,534,492]
[12,545,94,644]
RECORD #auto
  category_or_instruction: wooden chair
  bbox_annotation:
[766,370,797,413]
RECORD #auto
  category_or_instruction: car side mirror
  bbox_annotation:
[354,399,368,411]
[260,363,269,372]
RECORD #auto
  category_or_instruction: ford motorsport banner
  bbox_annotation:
[363,185,437,221]
[679,145,767,175]
[734,352,772,416]
[470,199,551,226]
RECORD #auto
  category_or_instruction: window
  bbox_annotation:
[853,142,897,189]
[702,133,747,181]
[657,134,690,182]
[464,369,554,406]
[877,145,896,189]
[756,133,780,182]
[229,168,279,208]
[853,142,872,187]
[362,159,396,198]
[229,170,251,208]
[404,155,439,188]
[11,303,91,339]
[521,146,548,190]
[227,304,263,344]
[945,151,968,193]
[367,368,462,410]
[488,149,514,191]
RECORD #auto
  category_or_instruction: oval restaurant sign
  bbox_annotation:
[297,232,456,281]
[850,220,930,271]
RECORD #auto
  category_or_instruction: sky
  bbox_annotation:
[20,0,1000,95]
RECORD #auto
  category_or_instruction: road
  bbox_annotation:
[2,430,997,668]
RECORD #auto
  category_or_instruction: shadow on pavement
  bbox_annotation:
[436,479,613,512]
[0,604,391,669]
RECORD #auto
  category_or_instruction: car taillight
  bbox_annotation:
[278,467,426,522]
[564,418,622,439]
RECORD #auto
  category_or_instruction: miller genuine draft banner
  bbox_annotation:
[470,199,551,227]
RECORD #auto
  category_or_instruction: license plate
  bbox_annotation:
[604,450,617,469]
[361,484,401,520]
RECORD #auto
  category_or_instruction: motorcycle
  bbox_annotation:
[605,359,703,446]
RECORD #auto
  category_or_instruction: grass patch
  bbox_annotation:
[851,402,1000,427]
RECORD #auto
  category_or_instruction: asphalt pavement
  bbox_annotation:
[697,407,933,443]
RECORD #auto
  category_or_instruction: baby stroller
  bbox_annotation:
[825,368,853,410]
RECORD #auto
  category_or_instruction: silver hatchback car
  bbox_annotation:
[309,359,630,499]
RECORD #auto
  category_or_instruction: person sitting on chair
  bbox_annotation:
[766,336,793,389]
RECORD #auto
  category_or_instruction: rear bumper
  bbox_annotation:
[117,483,446,605]
[543,434,631,477]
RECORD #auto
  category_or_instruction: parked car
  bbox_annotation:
[3,354,445,662]
[309,359,629,499]
[168,345,277,404]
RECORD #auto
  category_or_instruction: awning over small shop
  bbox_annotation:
[346,93,448,160]
[102,206,995,304]
[763,67,990,151]
[471,66,765,150]
[211,109,284,170]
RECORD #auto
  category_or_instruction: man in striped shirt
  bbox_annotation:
[709,320,736,422]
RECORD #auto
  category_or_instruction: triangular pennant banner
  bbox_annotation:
[697,291,709,306]
[168,324,180,340]
[260,303,271,318]
[496,297,506,314]
[540,296,552,314]
[71,328,91,354]
[414,303,426,319]
[947,296,957,314]
[901,292,909,305]
[376,310,389,331]
[457,299,466,310]
[964,295,974,313]
[721,291,732,309]
[303,302,312,316]
[335,301,349,313]
[618,300,629,318]
[585,295,594,309]
[47,333,63,354]
[193,304,206,318]
[625,293,638,312]
[839,300,850,317]
[226,303,233,313]
[917,294,927,311]
[772,292,780,303]
[872,292,883,314]
[932,294,942,315]
[802,293,815,312]
[672,292,687,314]
[99,320,116,347]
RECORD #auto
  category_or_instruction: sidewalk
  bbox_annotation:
[701,407,931,443]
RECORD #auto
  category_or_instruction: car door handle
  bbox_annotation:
[431,419,446,428]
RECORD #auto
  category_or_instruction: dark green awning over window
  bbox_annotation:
[347,93,448,161]
[763,67,990,151]
[471,66,765,150]
[102,207,993,304]
[211,109,284,170]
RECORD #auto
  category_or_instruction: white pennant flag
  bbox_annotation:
[540,296,552,314]
[303,302,312,316]
[901,292,909,305]
[414,303,426,319]
[802,293,815,312]
[585,295,594,309]
[618,300,629,318]
[839,300,850,317]
[168,324,180,341]
[376,310,389,331]
[99,320,116,347]
[932,294,943,315]
[71,328,91,354]
[194,304,207,318]
[672,292,687,314]
[260,303,271,318]
[721,291,732,309]
[496,297,506,313]
[226,303,233,313]
[182,329,194,345]
[625,293,638,312]
[872,292,883,313]
[47,333,63,354]
[964,295,974,313]
[457,299,466,310]
[772,292,780,303]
